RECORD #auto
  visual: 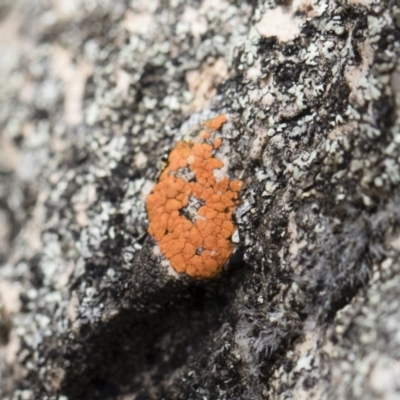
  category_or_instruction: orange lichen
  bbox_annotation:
[146,115,243,279]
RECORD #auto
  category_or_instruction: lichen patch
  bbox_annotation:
[146,115,242,279]
[255,2,303,43]
[344,39,374,108]
[184,58,228,113]
[52,45,93,126]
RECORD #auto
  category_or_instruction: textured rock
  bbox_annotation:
[0,0,399,399]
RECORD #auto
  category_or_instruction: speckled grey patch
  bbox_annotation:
[0,0,400,399]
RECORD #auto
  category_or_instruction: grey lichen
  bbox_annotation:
[0,0,400,399]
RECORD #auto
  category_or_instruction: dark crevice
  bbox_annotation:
[60,260,249,400]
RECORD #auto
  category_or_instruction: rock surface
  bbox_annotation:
[0,0,400,399]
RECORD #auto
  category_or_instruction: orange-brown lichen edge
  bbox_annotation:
[146,115,243,279]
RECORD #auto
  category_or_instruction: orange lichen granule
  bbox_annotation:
[146,115,243,279]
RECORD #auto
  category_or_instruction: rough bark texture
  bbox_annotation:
[0,0,400,399]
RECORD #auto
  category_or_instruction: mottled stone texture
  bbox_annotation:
[0,0,399,399]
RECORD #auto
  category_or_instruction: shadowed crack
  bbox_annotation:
[179,193,205,224]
